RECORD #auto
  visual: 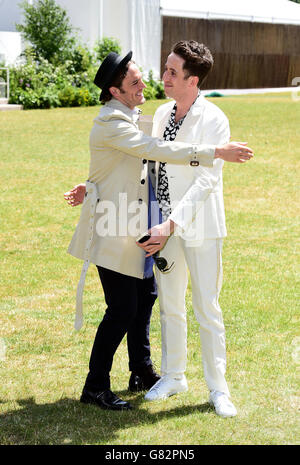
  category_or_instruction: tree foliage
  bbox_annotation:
[94,37,121,63]
[16,0,76,63]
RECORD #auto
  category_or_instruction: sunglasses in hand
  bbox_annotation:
[153,253,174,273]
[137,232,174,273]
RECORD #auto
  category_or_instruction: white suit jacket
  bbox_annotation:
[152,95,230,245]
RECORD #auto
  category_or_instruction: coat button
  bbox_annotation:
[143,159,147,164]
[141,179,145,184]
[138,198,143,204]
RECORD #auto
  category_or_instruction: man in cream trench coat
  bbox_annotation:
[65,50,253,411]
[139,41,241,417]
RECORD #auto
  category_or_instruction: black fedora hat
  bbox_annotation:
[94,51,133,100]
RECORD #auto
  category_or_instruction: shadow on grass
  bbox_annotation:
[0,391,213,445]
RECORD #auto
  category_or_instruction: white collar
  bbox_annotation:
[106,98,141,121]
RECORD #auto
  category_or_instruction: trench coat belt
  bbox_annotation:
[74,180,99,330]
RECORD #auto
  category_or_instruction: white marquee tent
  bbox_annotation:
[55,0,300,77]
[160,0,300,25]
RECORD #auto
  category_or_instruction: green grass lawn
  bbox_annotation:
[0,93,299,445]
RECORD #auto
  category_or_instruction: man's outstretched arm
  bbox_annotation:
[63,141,254,207]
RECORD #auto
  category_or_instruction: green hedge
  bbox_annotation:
[4,51,99,109]
[4,53,165,110]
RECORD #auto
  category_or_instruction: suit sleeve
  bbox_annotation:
[169,114,230,232]
[100,118,215,167]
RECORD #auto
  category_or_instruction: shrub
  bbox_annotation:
[58,86,98,107]
[94,37,122,63]
[143,70,165,100]
[66,45,95,74]
[143,85,157,101]
[8,52,99,110]
[75,87,97,106]
[7,11,164,111]
[8,58,165,109]
[57,86,76,107]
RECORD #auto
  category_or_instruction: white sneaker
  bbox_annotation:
[144,375,188,401]
[209,390,237,418]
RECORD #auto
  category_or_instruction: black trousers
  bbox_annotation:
[84,266,157,391]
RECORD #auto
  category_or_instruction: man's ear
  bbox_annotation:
[109,86,120,97]
[189,76,199,88]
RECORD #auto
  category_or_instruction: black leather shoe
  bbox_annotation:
[80,388,132,410]
[128,365,160,392]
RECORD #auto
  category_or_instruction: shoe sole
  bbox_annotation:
[80,395,132,410]
[208,400,237,418]
[144,385,188,402]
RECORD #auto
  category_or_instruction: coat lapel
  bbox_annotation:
[175,94,205,143]
[153,103,173,192]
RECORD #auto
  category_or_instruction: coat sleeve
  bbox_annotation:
[100,117,215,167]
[169,114,230,232]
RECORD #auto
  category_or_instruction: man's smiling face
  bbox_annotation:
[110,63,146,109]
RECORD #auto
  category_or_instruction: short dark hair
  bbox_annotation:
[172,41,213,88]
[100,60,133,104]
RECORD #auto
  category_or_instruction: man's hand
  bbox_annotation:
[215,142,254,163]
[64,183,86,206]
[136,219,175,257]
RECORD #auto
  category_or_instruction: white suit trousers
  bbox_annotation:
[155,235,230,396]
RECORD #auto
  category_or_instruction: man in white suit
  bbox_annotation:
[138,41,239,417]
[65,49,253,412]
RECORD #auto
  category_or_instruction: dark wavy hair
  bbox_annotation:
[172,41,214,88]
[100,60,133,104]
